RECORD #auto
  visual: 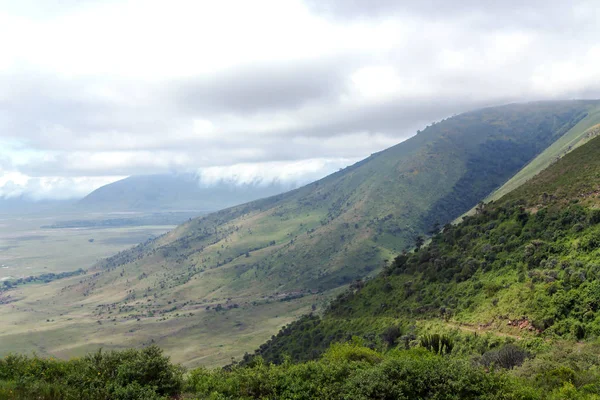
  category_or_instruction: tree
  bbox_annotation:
[381,325,402,347]
[428,222,441,235]
[414,236,425,250]
[475,201,486,215]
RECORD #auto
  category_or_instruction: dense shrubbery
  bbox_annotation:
[2,338,600,399]
[0,346,183,400]
[372,200,600,337]
[188,342,537,400]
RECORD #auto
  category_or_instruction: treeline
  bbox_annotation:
[1,269,85,290]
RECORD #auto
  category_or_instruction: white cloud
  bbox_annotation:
[198,158,355,186]
[0,0,599,199]
[0,170,122,200]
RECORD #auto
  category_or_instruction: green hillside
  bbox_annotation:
[1,101,597,368]
[94,100,596,292]
[236,134,600,398]
[7,119,600,400]
[486,103,600,201]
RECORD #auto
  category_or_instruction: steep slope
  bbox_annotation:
[486,103,600,201]
[78,173,293,212]
[95,100,595,290]
[254,133,600,364]
[1,100,598,367]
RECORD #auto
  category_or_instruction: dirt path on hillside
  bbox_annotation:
[441,321,524,340]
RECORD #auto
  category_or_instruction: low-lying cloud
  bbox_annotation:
[197,158,356,187]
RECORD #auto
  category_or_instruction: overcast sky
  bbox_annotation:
[0,0,599,199]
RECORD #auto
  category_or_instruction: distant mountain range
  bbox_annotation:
[0,174,296,215]
[0,196,71,214]
[77,173,296,213]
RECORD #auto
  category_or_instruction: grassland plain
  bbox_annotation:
[0,213,177,279]
[1,100,598,367]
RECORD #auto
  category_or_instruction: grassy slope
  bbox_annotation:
[487,103,600,201]
[254,134,600,365]
[1,101,596,367]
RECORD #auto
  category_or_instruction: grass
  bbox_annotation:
[0,212,174,279]
[0,271,321,367]
[487,103,600,202]
[1,100,598,368]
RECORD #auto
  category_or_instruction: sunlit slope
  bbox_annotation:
[487,103,600,201]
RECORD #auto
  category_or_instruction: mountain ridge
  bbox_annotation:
[250,132,600,365]
[78,173,296,212]
[1,100,599,367]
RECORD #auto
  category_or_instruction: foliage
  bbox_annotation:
[1,269,85,291]
[420,333,454,355]
[232,135,600,399]
[479,344,529,369]
[187,343,539,400]
[0,346,183,400]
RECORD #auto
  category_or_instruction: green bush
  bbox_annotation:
[186,343,539,399]
[0,346,183,400]
[479,344,529,369]
[420,333,454,355]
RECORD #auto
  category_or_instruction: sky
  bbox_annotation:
[0,0,599,200]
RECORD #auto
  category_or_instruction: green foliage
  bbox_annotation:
[233,134,600,399]
[420,333,454,355]
[479,344,529,369]
[381,324,403,348]
[317,135,600,338]
[0,346,183,400]
[187,343,538,399]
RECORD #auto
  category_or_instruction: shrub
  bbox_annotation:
[479,344,529,369]
[0,346,183,400]
[420,333,454,355]
[381,325,403,348]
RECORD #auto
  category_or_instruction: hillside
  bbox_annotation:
[487,104,600,201]
[7,119,600,400]
[78,173,293,212]
[1,100,598,367]
[252,133,600,367]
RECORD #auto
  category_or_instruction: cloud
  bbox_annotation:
[0,0,599,199]
[198,158,355,187]
[172,58,353,115]
[0,170,122,200]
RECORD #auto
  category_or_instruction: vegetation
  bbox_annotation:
[2,100,600,369]
[488,104,600,202]
[219,134,600,397]
[1,269,85,291]
[41,212,202,229]
[0,346,183,400]
[4,341,600,399]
